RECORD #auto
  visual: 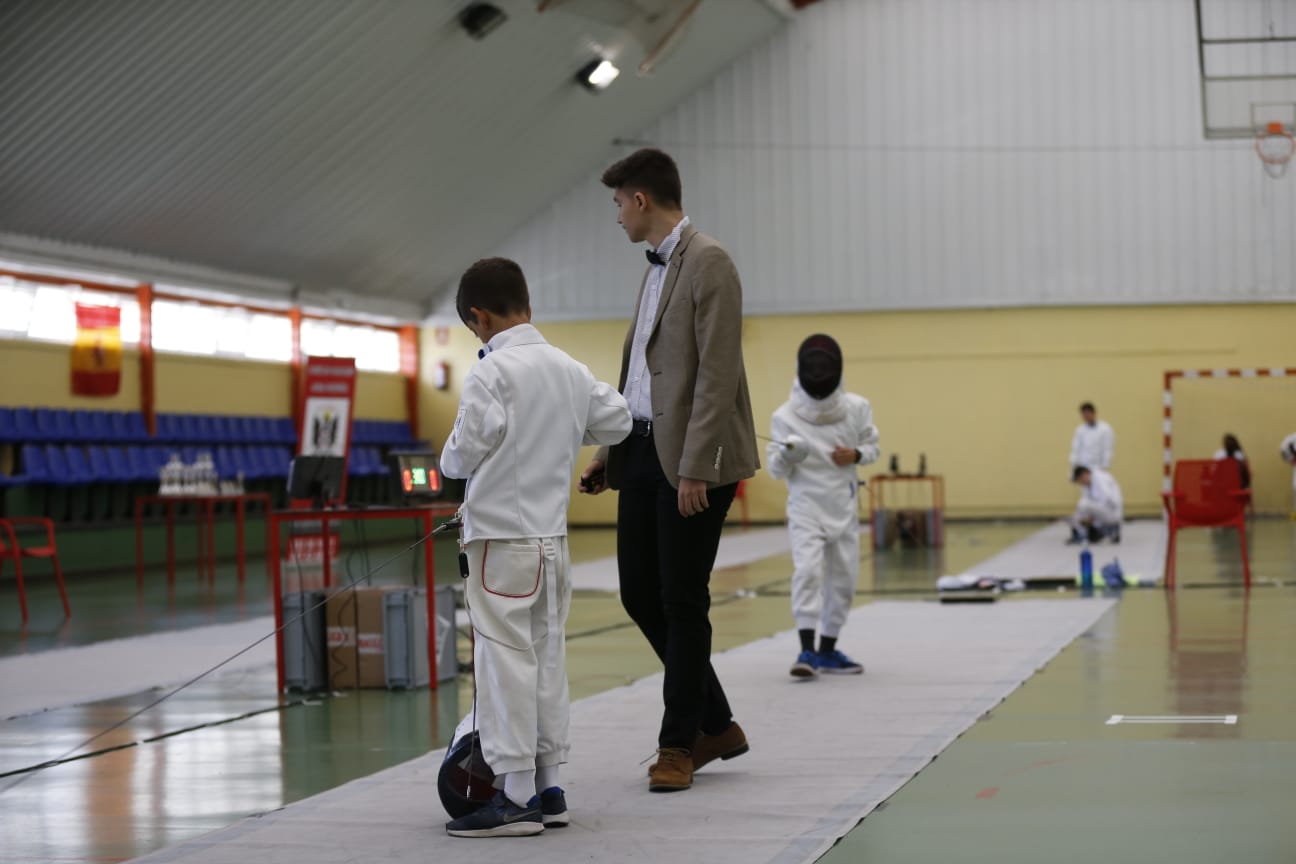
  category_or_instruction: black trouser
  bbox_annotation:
[616,431,737,750]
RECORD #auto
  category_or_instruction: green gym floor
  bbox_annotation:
[1,519,1294,863]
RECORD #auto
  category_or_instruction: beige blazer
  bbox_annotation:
[599,224,759,490]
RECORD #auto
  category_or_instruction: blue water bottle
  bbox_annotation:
[1079,547,1093,593]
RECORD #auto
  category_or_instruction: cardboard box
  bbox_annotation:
[326,586,402,689]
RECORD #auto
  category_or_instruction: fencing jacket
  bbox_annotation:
[1070,420,1114,470]
[440,323,632,543]
[1080,467,1124,522]
[766,381,880,537]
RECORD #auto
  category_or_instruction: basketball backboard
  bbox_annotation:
[1196,0,1296,138]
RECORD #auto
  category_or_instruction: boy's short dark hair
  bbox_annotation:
[457,258,529,326]
[1079,402,1096,413]
[601,148,682,209]
[1072,465,1091,482]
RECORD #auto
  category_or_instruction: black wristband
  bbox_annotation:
[853,449,862,464]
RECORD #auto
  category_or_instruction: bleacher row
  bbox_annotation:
[0,408,416,447]
[0,408,415,486]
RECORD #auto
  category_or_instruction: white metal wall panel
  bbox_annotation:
[484,0,1296,320]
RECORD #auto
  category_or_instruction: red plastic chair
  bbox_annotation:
[1161,459,1250,589]
[0,517,71,623]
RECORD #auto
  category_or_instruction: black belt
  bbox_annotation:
[631,419,653,437]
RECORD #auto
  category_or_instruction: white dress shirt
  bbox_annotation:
[624,216,690,421]
[440,323,631,542]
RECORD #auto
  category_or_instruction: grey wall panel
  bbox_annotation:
[485,0,1296,320]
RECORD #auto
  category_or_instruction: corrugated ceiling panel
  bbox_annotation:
[0,0,785,305]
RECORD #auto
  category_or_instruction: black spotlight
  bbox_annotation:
[459,3,506,40]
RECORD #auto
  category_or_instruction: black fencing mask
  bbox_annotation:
[797,333,842,400]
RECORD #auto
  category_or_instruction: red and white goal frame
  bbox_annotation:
[1162,366,1296,492]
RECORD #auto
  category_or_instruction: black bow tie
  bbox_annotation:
[645,249,666,267]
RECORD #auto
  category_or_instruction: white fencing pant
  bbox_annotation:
[464,536,571,776]
[1072,498,1120,529]
[789,519,860,639]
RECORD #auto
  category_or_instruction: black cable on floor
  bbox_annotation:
[0,526,439,796]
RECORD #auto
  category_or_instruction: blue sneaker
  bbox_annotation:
[790,649,820,679]
[446,791,543,837]
[539,787,569,828]
[816,649,864,675]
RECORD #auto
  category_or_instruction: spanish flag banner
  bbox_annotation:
[70,303,122,397]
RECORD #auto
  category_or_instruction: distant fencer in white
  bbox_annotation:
[766,334,879,680]
[1070,401,1114,471]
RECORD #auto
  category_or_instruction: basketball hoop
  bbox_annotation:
[1255,121,1295,179]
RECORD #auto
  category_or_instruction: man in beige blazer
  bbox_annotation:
[580,148,758,793]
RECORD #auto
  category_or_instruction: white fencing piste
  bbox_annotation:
[131,597,1114,864]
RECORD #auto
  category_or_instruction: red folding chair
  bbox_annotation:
[1161,459,1250,589]
[0,517,71,623]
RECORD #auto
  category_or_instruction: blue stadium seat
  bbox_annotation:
[241,446,267,480]
[178,414,199,443]
[193,414,216,444]
[73,409,112,443]
[86,446,128,483]
[213,416,236,443]
[264,446,292,479]
[12,408,37,443]
[18,445,52,484]
[62,445,100,483]
[42,445,76,485]
[126,446,158,483]
[228,416,252,443]
[105,446,134,483]
[154,413,177,441]
[0,407,16,443]
[276,417,297,445]
[124,411,149,442]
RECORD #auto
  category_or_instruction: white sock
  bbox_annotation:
[536,764,560,794]
[503,770,536,808]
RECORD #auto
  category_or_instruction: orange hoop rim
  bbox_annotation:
[1255,121,1295,166]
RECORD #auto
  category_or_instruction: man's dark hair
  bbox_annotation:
[601,148,682,209]
[1079,402,1096,414]
[1072,465,1091,481]
[456,258,529,326]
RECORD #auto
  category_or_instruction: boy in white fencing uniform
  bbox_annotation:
[766,334,880,679]
[1070,402,1114,471]
[439,258,631,837]
[1068,465,1123,544]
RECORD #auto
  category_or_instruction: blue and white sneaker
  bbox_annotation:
[816,649,864,675]
[790,649,820,679]
[539,787,569,828]
[446,791,544,838]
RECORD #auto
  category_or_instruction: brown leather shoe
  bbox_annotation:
[692,721,749,771]
[648,747,693,792]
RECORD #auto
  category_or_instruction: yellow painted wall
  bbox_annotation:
[1,339,408,421]
[0,339,141,410]
[418,303,1296,523]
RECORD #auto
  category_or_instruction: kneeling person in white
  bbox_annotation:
[766,334,879,679]
[1068,465,1123,544]
[439,258,632,837]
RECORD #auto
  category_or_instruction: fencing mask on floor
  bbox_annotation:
[797,334,842,400]
[438,713,498,818]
